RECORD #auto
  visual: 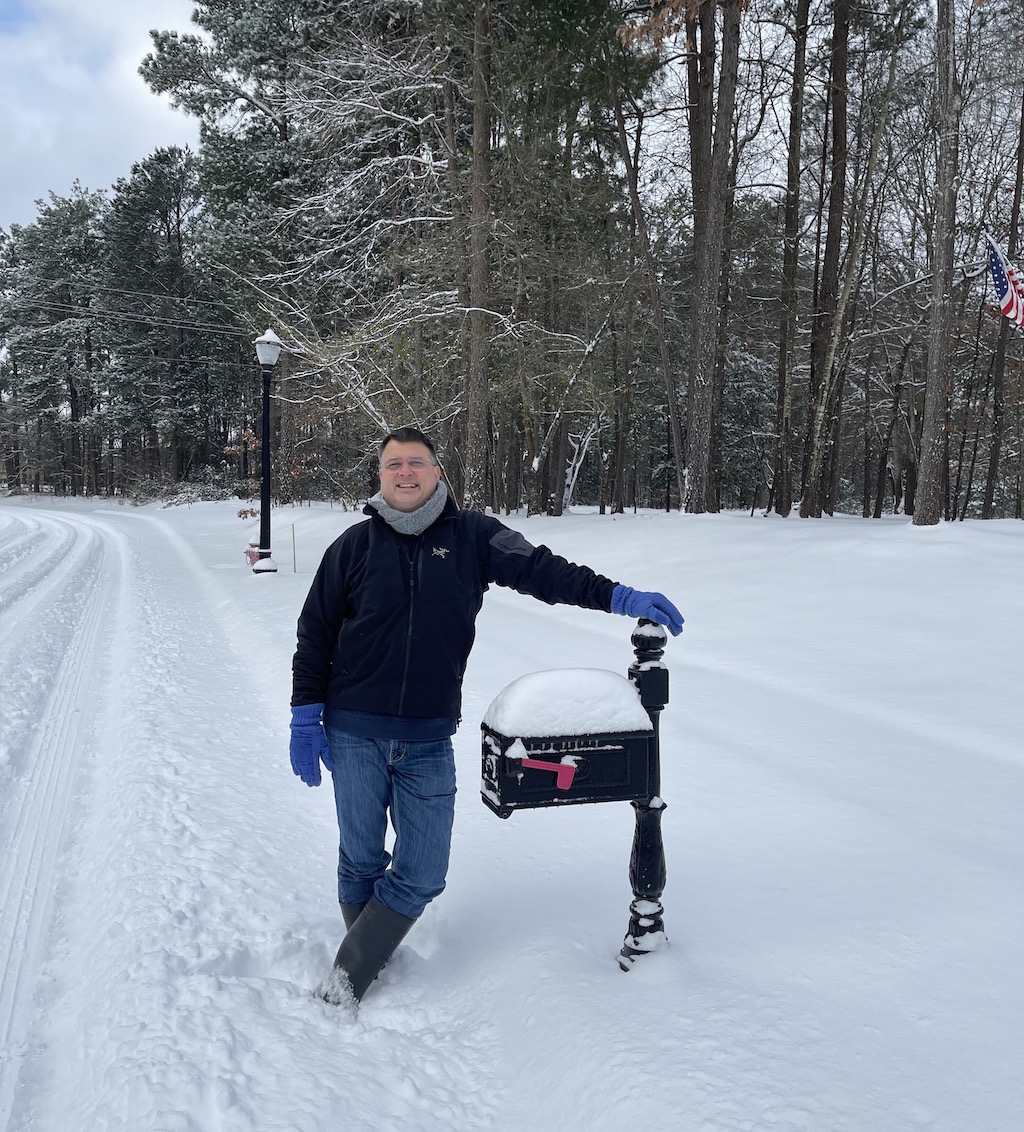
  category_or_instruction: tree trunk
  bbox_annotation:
[67,368,83,498]
[3,361,23,492]
[772,0,811,517]
[915,0,959,526]
[981,85,1024,518]
[610,85,685,509]
[685,0,742,513]
[873,345,910,517]
[463,0,491,510]
[802,0,909,518]
[800,0,849,517]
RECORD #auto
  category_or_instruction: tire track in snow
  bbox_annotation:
[0,514,51,586]
[0,513,78,649]
[0,509,119,1131]
[8,509,503,1132]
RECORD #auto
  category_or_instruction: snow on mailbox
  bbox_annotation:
[480,668,654,817]
[480,620,672,970]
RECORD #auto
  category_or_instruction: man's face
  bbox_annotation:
[378,439,441,513]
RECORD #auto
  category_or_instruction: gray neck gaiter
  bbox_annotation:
[366,480,448,536]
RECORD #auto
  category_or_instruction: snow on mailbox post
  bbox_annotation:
[480,619,670,970]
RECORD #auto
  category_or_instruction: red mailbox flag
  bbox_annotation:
[520,758,577,790]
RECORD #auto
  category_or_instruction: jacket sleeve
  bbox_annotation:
[481,519,617,611]
[291,539,352,707]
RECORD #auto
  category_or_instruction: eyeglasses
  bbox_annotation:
[381,458,434,472]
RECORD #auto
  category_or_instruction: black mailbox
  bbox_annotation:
[480,665,656,818]
[480,723,655,818]
[479,620,672,971]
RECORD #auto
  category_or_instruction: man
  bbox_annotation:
[290,426,682,1006]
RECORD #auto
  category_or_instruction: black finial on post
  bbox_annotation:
[619,618,669,971]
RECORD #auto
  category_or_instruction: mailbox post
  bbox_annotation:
[480,618,672,971]
[619,619,669,970]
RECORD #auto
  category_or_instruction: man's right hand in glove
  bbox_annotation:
[611,585,684,636]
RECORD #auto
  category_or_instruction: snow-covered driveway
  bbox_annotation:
[1,506,115,1123]
[1,504,501,1131]
[1,499,1022,1132]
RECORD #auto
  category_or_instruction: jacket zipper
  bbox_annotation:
[396,537,419,714]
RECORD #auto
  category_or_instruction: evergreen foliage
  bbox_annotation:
[1,0,1022,519]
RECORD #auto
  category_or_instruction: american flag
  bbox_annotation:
[986,234,1024,329]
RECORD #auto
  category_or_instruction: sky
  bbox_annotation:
[0,0,200,231]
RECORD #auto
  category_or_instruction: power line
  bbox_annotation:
[8,273,244,315]
[1,342,254,369]
[1,332,255,367]
[4,298,251,340]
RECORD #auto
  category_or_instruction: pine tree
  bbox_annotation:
[0,187,107,495]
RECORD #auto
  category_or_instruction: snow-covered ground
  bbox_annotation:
[1,496,1021,1132]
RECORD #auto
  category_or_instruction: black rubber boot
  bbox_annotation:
[318,897,414,1006]
[340,902,366,931]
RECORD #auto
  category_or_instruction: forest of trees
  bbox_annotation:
[1,0,1022,522]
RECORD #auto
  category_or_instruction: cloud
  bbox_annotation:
[0,0,200,230]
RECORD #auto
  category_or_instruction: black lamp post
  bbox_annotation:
[253,328,283,574]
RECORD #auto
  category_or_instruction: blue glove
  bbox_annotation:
[611,585,684,636]
[289,703,333,787]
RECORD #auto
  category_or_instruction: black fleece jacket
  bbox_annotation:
[291,497,617,722]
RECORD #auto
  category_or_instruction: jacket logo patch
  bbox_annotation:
[432,545,450,558]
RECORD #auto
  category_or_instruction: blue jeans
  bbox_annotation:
[324,728,456,921]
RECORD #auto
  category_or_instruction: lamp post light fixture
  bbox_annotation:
[253,328,284,574]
